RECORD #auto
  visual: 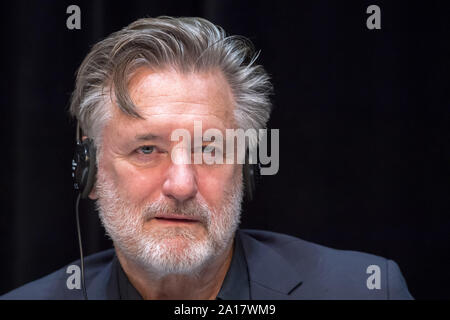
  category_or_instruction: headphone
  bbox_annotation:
[72,122,258,201]
[71,123,97,199]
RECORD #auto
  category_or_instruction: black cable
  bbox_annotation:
[75,193,88,300]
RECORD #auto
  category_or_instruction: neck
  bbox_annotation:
[115,239,235,300]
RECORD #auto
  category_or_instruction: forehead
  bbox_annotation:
[112,68,236,129]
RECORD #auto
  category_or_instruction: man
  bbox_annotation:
[2,16,413,300]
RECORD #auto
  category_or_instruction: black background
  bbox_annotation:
[1,0,449,299]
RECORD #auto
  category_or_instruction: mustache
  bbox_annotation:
[141,197,212,224]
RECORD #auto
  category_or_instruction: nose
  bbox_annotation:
[162,163,198,203]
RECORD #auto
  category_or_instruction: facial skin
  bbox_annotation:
[90,67,244,299]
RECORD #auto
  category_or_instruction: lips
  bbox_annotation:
[154,214,199,223]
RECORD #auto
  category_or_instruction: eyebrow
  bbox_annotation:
[134,133,162,141]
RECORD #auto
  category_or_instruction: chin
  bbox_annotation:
[135,235,217,277]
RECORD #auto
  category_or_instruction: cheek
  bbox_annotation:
[197,164,240,207]
[104,159,166,206]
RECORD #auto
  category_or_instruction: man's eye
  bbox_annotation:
[202,145,214,153]
[138,146,155,155]
[194,146,214,154]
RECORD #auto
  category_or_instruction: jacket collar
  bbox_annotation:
[87,229,304,300]
[85,249,119,300]
[237,229,303,299]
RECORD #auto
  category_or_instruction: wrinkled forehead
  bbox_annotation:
[115,67,236,127]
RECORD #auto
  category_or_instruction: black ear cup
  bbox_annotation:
[72,138,97,199]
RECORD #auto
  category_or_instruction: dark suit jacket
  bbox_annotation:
[1,229,413,299]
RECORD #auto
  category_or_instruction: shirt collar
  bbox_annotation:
[112,231,250,300]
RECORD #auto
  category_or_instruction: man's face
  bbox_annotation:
[94,68,243,276]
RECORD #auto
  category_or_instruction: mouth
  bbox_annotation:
[153,214,199,224]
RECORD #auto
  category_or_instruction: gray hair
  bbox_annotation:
[69,16,273,147]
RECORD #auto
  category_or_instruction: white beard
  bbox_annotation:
[94,168,243,279]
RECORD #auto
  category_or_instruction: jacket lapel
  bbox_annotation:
[238,230,303,299]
